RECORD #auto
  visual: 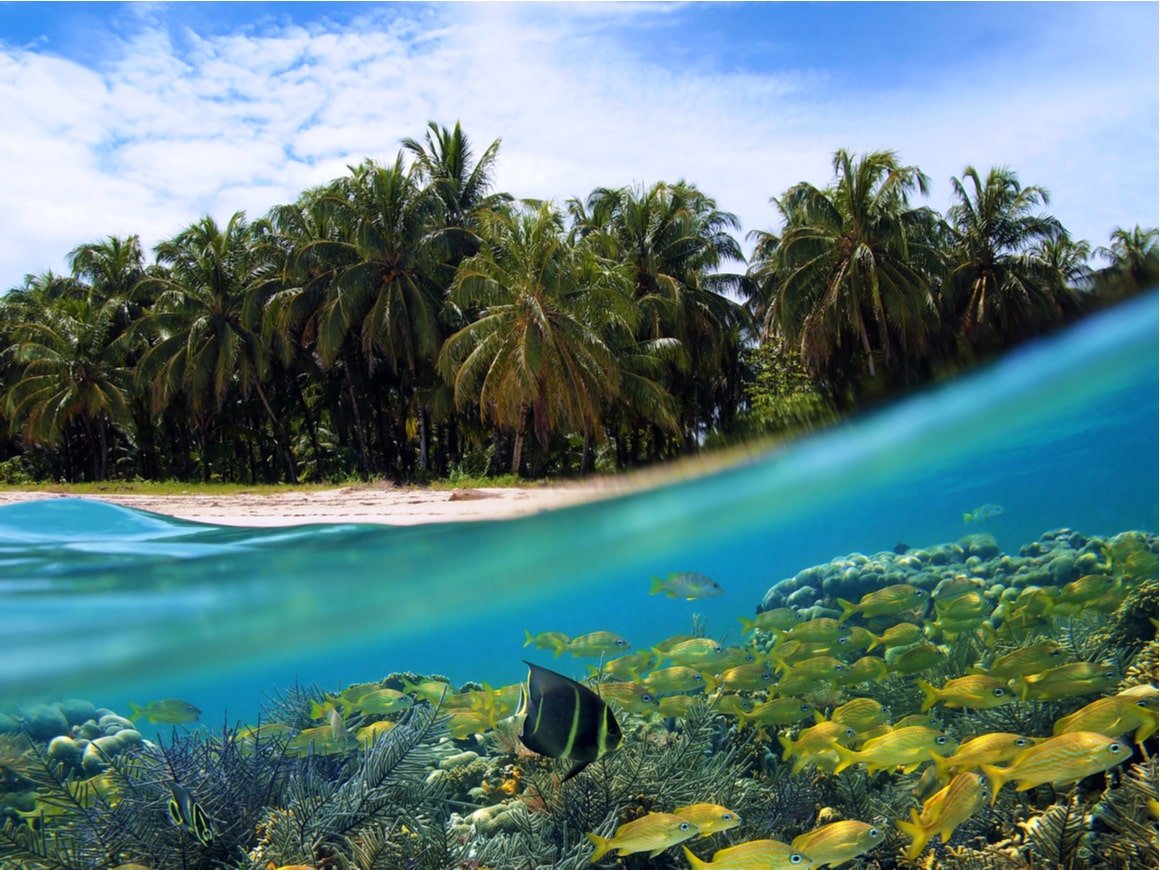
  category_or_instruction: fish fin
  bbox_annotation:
[682,845,710,869]
[739,616,755,634]
[831,743,856,774]
[980,763,1007,806]
[963,512,972,523]
[560,760,590,783]
[128,703,143,721]
[585,832,611,864]
[866,633,883,652]
[1010,678,1030,702]
[928,749,950,782]
[897,816,930,860]
[777,733,794,761]
[917,679,940,713]
[523,629,535,648]
[649,576,666,595]
[836,598,857,623]
[813,710,826,724]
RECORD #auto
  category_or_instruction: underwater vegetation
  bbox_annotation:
[0,527,1156,869]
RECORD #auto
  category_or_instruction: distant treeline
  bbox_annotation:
[0,123,1155,484]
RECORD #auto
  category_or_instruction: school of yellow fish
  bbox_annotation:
[515,536,1157,866]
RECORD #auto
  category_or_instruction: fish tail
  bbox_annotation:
[128,703,143,721]
[917,679,941,713]
[831,743,857,774]
[836,598,857,623]
[523,629,535,648]
[681,845,710,869]
[866,632,883,652]
[738,616,755,634]
[981,763,1008,806]
[813,710,826,724]
[1135,719,1158,745]
[777,733,794,761]
[897,815,930,860]
[586,832,611,863]
[1010,678,1030,702]
[649,576,666,596]
[963,512,973,523]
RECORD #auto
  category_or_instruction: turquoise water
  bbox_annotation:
[1,294,1156,736]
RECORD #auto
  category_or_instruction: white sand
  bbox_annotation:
[0,482,624,527]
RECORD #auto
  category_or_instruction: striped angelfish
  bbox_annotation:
[167,781,214,846]
[518,660,622,781]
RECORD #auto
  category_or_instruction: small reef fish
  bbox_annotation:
[837,585,926,622]
[704,663,774,694]
[128,699,201,724]
[673,802,742,836]
[981,731,1131,804]
[970,642,1064,680]
[355,720,397,746]
[738,697,815,727]
[1009,662,1119,701]
[739,608,802,635]
[778,618,849,645]
[897,771,989,860]
[829,698,889,733]
[843,656,889,684]
[650,572,724,600]
[832,726,956,775]
[917,675,1015,711]
[644,666,706,694]
[655,638,726,667]
[657,694,702,718]
[399,677,452,703]
[595,680,661,714]
[166,781,214,846]
[1053,694,1159,745]
[287,726,352,756]
[566,631,631,658]
[886,642,945,675]
[930,732,1036,778]
[524,630,571,656]
[791,820,884,868]
[683,839,811,869]
[835,626,876,657]
[963,503,1004,523]
[779,722,858,775]
[586,811,698,861]
[518,661,621,782]
[599,650,654,681]
[328,707,347,743]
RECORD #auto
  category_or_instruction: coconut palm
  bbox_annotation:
[945,166,1065,342]
[135,212,298,482]
[751,149,942,389]
[439,202,629,475]
[1096,225,1158,295]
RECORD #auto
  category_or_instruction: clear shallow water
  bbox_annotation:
[1,294,1156,736]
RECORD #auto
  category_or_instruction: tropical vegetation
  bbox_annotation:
[0,124,1154,483]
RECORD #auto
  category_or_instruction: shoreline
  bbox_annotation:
[0,482,623,527]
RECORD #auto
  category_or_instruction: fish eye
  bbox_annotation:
[845,728,856,738]
[714,645,723,653]
[762,672,772,681]
[693,673,703,682]
[790,855,804,865]
[869,827,881,838]
[722,813,733,821]
[1104,671,1116,679]
[1015,738,1028,746]
[616,640,627,647]
[1137,700,1150,707]
[838,637,849,645]
[936,736,948,745]
[1050,649,1062,657]
[835,664,846,671]
[679,822,690,831]
[993,688,1007,696]
[800,704,810,712]
[1109,743,1124,753]
[642,693,654,702]
[745,653,755,662]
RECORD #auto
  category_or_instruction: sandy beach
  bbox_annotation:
[0,482,625,527]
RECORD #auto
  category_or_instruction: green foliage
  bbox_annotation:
[742,342,838,436]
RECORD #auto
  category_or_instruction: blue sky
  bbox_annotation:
[0,2,1156,289]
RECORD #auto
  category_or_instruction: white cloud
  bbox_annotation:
[0,3,1155,289]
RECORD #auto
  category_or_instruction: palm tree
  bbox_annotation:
[135,213,298,482]
[750,149,941,389]
[1096,225,1158,297]
[2,278,131,480]
[945,166,1064,342]
[438,202,628,475]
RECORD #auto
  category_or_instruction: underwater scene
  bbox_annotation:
[1,294,1158,869]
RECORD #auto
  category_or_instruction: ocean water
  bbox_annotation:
[0,294,1156,738]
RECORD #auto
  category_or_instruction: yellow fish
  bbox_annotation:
[885,642,945,675]
[930,732,1036,778]
[355,720,396,747]
[596,681,661,714]
[644,666,706,694]
[933,591,989,620]
[657,694,702,718]
[1009,662,1119,701]
[287,726,351,756]
[683,840,811,869]
[791,819,885,868]
[128,699,201,724]
[835,626,876,657]
[779,618,848,645]
[739,697,815,727]
[739,608,802,635]
[897,771,989,859]
[832,726,956,775]
[970,642,1065,680]
[399,677,453,703]
[837,585,927,622]
[829,698,890,733]
[843,656,889,684]
[673,803,742,837]
[774,654,847,681]
[917,675,1015,712]
[524,630,570,656]
[649,572,724,600]
[350,688,413,716]
[1053,694,1159,745]
[599,651,655,681]
[1053,573,1117,607]
[655,638,727,667]
[704,663,774,694]
[567,631,630,658]
[586,812,698,861]
[778,722,858,775]
[981,731,1130,804]
[866,622,924,652]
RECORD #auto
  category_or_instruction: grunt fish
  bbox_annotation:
[791,819,884,868]
[586,812,698,861]
[650,572,724,600]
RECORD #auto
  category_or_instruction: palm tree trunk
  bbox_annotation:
[253,379,299,483]
[343,363,371,479]
[418,409,429,472]
[511,429,524,477]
